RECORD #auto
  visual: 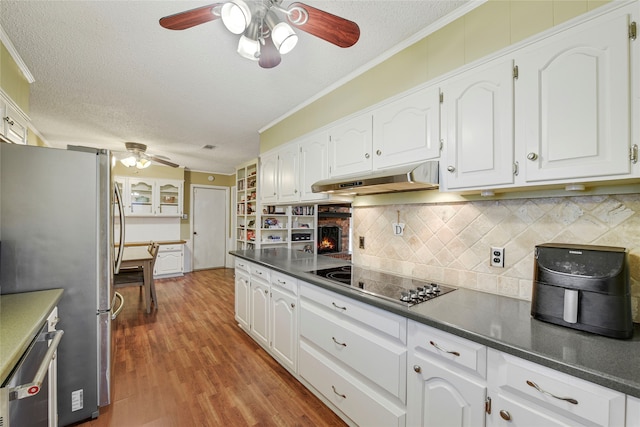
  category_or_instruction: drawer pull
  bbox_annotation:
[526,380,578,405]
[331,302,347,311]
[332,337,347,347]
[429,340,460,357]
[331,385,346,399]
[499,410,511,421]
[277,279,286,284]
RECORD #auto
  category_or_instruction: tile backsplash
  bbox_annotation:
[352,194,640,323]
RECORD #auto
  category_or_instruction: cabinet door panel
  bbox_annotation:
[250,279,270,348]
[329,114,373,177]
[277,145,299,203]
[373,85,440,169]
[517,11,630,182]
[260,153,278,203]
[443,58,514,190]
[299,133,329,201]
[270,287,297,373]
[235,270,251,331]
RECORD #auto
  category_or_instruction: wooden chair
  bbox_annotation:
[114,242,161,310]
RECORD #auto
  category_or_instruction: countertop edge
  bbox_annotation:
[230,250,640,399]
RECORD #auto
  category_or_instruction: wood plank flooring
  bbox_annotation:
[76,268,347,427]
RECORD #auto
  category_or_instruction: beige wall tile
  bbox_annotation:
[464,0,512,63]
[511,1,554,43]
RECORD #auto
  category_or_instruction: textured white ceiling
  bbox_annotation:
[0,1,469,174]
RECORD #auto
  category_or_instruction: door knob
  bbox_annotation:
[193,231,197,235]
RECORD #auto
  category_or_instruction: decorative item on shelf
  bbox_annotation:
[303,244,313,253]
[263,218,280,228]
[292,233,311,241]
[247,220,255,228]
[264,235,283,242]
[247,230,255,241]
[247,177,257,188]
[162,196,177,203]
[299,223,310,228]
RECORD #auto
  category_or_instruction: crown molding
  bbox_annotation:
[0,24,35,83]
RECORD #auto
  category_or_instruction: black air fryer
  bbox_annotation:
[531,243,633,339]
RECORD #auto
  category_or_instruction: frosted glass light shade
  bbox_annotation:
[221,1,251,34]
[237,36,260,60]
[136,158,151,169]
[271,22,297,54]
[121,156,137,167]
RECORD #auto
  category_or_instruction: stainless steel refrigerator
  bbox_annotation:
[0,143,125,425]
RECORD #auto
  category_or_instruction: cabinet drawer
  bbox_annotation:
[235,258,251,273]
[409,320,487,379]
[488,349,625,426]
[299,341,406,427]
[300,301,406,401]
[250,264,270,281]
[299,281,407,342]
[270,271,298,295]
[159,244,182,252]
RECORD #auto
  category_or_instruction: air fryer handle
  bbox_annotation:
[563,289,579,324]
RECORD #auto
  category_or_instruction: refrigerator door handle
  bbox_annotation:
[114,184,126,274]
[111,292,124,320]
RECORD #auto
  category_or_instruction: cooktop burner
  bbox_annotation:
[308,265,455,306]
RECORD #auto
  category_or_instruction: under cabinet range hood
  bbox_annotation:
[312,161,439,196]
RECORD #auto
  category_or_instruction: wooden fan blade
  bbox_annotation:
[259,37,282,69]
[148,154,179,168]
[159,3,223,30]
[287,2,360,48]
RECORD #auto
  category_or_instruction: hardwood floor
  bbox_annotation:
[77,268,347,427]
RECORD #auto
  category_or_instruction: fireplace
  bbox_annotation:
[318,225,342,254]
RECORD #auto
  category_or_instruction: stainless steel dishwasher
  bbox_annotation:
[0,309,63,427]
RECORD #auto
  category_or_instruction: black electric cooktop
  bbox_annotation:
[308,265,455,307]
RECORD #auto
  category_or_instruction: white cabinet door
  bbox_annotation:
[487,393,580,427]
[156,180,183,216]
[250,278,270,349]
[234,269,251,331]
[329,113,373,177]
[154,245,183,277]
[299,132,329,202]
[373,85,441,169]
[1,102,28,144]
[442,58,515,190]
[260,152,278,203]
[269,286,297,373]
[516,11,631,183]
[128,178,156,215]
[277,144,299,203]
[408,353,487,427]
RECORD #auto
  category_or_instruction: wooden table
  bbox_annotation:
[120,246,154,313]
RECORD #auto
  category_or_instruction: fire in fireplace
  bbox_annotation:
[318,225,341,254]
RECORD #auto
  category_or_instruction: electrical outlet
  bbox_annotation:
[490,247,505,268]
[359,236,365,249]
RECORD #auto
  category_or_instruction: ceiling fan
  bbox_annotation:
[159,0,360,69]
[119,142,179,169]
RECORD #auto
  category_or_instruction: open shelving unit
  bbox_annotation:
[260,205,317,253]
[236,161,259,250]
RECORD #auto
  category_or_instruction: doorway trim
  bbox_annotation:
[189,184,230,271]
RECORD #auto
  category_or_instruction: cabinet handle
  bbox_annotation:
[264,289,268,295]
[413,365,422,373]
[499,410,511,421]
[527,152,538,161]
[429,340,460,357]
[526,380,578,404]
[446,166,455,173]
[331,385,346,399]
[290,303,295,309]
[365,153,370,159]
[376,149,382,156]
[3,116,14,126]
[331,302,347,311]
[332,337,347,347]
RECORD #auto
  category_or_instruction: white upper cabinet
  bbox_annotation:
[515,9,633,183]
[442,58,515,190]
[373,85,441,169]
[298,132,329,202]
[0,100,28,145]
[277,144,300,203]
[328,113,373,177]
[115,176,183,217]
[260,152,278,203]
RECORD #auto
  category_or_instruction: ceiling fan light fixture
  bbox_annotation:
[121,156,137,168]
[136,158,151,169]
[221,0,251,34]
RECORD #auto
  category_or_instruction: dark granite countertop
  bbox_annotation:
[231,249,640,398]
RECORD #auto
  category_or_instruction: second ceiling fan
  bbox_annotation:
[159,0,360,69]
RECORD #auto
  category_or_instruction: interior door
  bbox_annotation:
[192,186,228,270]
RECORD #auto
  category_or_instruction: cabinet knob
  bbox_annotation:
[527,152,538,161]
[365,153,370,159]
[499,410,511,421]
[413,365,422,373]
[447,166,455,173]
[264,289,268,294]
[376,150,382,156]
[290,303,295,309]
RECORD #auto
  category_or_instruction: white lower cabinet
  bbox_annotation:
[153,244,183,277]
[234,267,251,331]
[249,265,271,349]
[487,348,625,427]
[628,396,640,427]
[407,320,488,427]
[269,271,298,373]
[298,281,407,426]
